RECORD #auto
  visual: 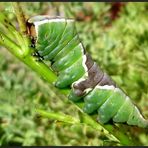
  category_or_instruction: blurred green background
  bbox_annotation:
[0,2,148,146]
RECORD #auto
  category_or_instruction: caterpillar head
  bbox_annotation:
[27,15,75,47]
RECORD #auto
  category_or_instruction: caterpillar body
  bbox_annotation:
[27,15,148,128]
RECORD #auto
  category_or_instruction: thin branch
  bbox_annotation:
[12,2,27,35]
[12,2,31,55]
[36,109,80,124]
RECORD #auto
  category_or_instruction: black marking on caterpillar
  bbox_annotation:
[72,53,116,97]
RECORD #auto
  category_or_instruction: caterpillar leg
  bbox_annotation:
[31,51,44,62]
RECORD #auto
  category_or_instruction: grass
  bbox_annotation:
[0,2,148,146]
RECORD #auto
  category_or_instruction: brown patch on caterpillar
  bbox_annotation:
[73,62,104,96]
[98,73,116,86]
[26,21,36,38]
[73,53,116,96]
[26,21,37,48]
[85,53,94,69]
[73,53,103,96]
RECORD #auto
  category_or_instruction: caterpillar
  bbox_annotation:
[27,15,148,128]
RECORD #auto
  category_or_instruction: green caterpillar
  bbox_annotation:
[27,15,148,128]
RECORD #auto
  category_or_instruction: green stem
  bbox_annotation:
[37,109,119,143]
[78,111,137,146]
[0,31,22,57]
[0,32,56,83]
[36,109,80,124]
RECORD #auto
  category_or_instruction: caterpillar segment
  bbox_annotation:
[27,15,148,128]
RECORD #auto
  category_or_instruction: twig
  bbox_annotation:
[36,109,80,124]
[12,2,27,35]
